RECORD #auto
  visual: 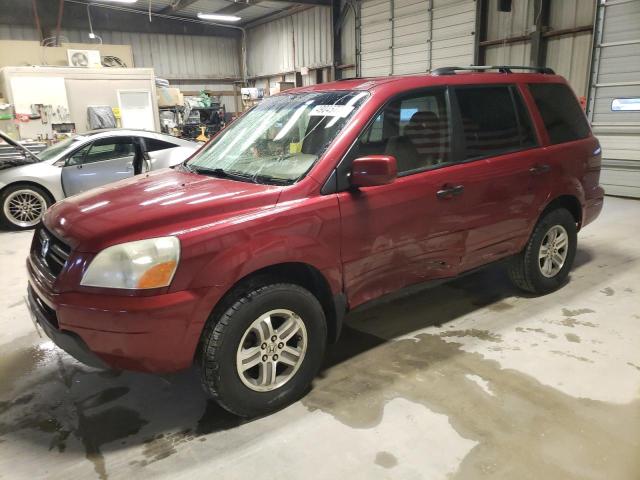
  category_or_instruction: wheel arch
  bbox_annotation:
[196,261,346,365]
[541,194,583,229]
[0,180,56,205]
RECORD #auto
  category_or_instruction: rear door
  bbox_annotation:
[61,136,136,196]
[451,84,547,271]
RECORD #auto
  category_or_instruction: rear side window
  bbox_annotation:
[528,83,590,145]
[455,86,536,160]
[145,138,176,152]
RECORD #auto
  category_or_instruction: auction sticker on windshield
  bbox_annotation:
[309,105,355,118]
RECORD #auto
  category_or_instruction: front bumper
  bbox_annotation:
[26,256,218,373]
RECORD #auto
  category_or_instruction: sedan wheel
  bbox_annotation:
[2,188,48,229]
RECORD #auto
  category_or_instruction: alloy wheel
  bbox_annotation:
[236,309,307,392]
[538,224,569,278]
[3,189,47,228]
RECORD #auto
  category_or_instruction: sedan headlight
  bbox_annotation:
[81,237,180,289]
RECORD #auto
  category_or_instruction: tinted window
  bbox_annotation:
[146,138,176,152]
[456,86,535,160]
[529,83,590,144]
[350,89,451,174]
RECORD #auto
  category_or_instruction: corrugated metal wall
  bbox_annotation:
[62,28,241,81]
[482,0,594,97]
[358,0,475,77]
[246,7,333,78]
[588,0,640,198]
[0,25,241,81]
[0,24,39,41]
[340,2,357,78]
[545,0,595,97]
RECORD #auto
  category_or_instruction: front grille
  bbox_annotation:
[33,227,71,278]
[27,285,59,329]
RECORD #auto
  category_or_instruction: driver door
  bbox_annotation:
[61,136,136,196]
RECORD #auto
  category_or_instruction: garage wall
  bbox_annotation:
[358,0,475,77]
[588,0,640,198]
[0,24,241,82]
[246,7,333,78]
[482,0,595,97]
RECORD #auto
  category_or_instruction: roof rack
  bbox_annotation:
[431,65,555,76]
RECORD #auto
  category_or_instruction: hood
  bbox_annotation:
[44,169,282,252]
[0,130,41,170]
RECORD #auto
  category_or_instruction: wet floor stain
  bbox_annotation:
[440,329,502,343]
[556,317,598,328]
[561,308,595,317]
[374,451,398,469]
[515,327,557,339]
[565,333,581,343]
[600,287,615,296]
[627,362,640,372]
[302,333,639,479]
[550,351,594,363]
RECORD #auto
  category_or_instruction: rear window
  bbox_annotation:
[455,86,536,160]
[528,83,590,145]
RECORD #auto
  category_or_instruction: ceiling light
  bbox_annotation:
[197,12,241,22]
[95,0,139,3]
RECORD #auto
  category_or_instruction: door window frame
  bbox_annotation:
[324,86,457,194]
[323,83,542,195]
[64,136,135,167]
[451,83,540,162]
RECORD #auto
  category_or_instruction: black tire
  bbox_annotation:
[508,208,577,294]
[199,282,327,417]
[0,184,53,230]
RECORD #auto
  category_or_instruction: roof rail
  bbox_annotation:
[431,65,555,76]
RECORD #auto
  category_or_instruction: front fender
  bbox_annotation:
[174,195,343,296]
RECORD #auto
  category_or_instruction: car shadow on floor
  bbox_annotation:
[0,243,630,475]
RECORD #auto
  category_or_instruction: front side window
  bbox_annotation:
[528,83,590,145]
[349,89,451,174]
[187,91,369,184]
[81,137,135,165]
[455,86,536,160]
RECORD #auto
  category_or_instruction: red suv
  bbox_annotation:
[27,66,604,417]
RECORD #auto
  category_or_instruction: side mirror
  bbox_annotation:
[350,155,397,188]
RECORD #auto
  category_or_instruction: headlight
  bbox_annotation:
[81,237,180,289]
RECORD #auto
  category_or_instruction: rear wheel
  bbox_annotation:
[508,208,577,294]
[0,184,52,230]
[199,282,327,417]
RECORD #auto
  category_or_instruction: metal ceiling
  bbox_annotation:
[105,0,307,25]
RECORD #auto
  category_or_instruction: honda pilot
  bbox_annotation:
[26,66,604,417]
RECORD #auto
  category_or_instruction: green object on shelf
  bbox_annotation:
[0,114,12,120]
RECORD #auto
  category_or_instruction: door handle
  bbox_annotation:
[436,184,464,199]
[529,164,551,175]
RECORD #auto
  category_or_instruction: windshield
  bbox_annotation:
[186,90,369,184]
[37,136,86,161]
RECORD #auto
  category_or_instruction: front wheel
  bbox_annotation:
[0,184,52,230]
[508,208,577,294]
[199,283,327,417]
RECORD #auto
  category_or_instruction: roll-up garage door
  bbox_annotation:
[588,0,640,198]
[359,0,475,77]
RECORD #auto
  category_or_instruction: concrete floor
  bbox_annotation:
[0,196,639,480]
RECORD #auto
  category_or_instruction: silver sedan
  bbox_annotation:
[0,129,199,229]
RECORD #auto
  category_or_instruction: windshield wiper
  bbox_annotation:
[251,174,295,186]
[190,166,255,183]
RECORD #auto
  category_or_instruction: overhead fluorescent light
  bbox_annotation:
[197,12,242,22]
[97,0,139,3]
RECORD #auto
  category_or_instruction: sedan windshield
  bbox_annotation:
[37,136,86,161]
[186,90,369,184]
